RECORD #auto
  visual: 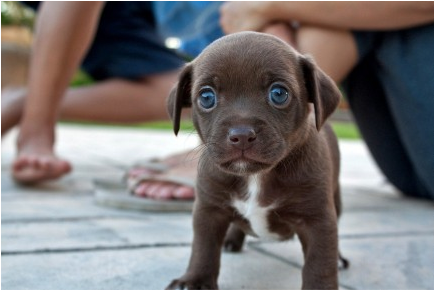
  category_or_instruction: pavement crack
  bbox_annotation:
[2,216,123,224]
[339,230,433,239]
[248,242,303,270]
[248,242,356,290]
[1,242,192,256]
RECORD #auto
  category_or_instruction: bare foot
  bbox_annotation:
[13,129,72,184]
[128,151,198,200]
[13,142,72,184]
[13,152,72,184]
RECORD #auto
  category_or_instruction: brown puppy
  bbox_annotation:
[166,32,345,290]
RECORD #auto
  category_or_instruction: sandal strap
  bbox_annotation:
[126,173,196,193]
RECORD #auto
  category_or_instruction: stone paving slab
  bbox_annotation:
[251,234,434,290]
[339,188,433,236]
[2,185,432,254]
[1,246,304,290]
[1,125,434,290]
[2,214,193,253]
[1,188,128,222]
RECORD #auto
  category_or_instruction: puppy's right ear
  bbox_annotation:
[167,64,193,136]
[299,55,341,131]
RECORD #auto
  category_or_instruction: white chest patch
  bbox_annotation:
[232,174,280,240]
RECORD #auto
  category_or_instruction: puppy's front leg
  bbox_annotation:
[166,202,230,290]
[298,213,339,290]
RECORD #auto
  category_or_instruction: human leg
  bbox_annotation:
[2,87,26,136]
[11,2,190,187]
[1,42,30,135]
[342,25,433,200]
[373,26,433,199]
[12,71,182,184]
[9,68,195,197]
[295,26,358,83]
[2,72,179,135]
[261,23,358,84]
[59,73,179,123]
[13,2,104,184]
[344,55,431,199]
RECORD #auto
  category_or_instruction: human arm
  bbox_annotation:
[220,1,434,33]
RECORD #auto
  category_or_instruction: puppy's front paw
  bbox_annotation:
[166,277,218,290]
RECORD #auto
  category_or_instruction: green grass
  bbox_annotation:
[135,121,361,140]
[1,1,35,28]
[63,120,360,140]
[70,70,95,87]
[331,121,361,140]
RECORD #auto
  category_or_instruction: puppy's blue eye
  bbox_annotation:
[199,88,217,109]
[269,85,289,106]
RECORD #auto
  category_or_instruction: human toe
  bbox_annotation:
[172,186,195,200]
[151,184,179,200]
[12,155,71,184]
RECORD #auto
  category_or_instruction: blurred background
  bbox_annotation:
[1,1,359,139]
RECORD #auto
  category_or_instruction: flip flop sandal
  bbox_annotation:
[93,175,195,212]
[125,158,171,173]
[122,158,170,191]
[126,172,196,193]
[124,156,197,190]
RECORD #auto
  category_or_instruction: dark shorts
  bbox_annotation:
[24,2,185,81]
[344,25,433,199]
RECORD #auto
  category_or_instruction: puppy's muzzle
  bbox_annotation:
[227,126,257,151]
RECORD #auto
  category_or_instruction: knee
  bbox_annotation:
[296,26,358,83]
[261,22,297,47]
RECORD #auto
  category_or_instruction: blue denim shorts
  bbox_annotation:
[344,25,433,199]
[81,2,184,80]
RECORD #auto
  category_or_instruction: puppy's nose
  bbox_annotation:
[228,127,257,150]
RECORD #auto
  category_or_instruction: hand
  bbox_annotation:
[220,2,271,34]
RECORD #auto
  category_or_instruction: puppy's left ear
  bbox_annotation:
[167,64,193,136]
[299,55,341,131]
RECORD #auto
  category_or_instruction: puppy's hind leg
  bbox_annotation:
[224,223,246,252]
[338,252,349,270]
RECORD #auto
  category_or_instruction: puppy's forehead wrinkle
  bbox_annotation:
[204,31,298,58]
[194,47,301,97]
[197,52,294,76]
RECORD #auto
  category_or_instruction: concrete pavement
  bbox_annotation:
[1,124,433,289]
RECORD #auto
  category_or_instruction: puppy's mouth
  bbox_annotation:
[218,154,272,175]
[206,133,287,175]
